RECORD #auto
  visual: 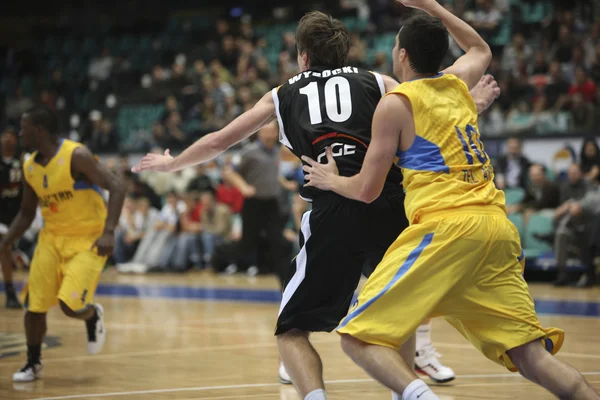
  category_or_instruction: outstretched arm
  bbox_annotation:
[302,95,407,203]
[398,0,491,89]
[132,91,276,173]
[72,147,126,256]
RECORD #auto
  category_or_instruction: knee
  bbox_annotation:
[507,341,549,381]
[276,329,309,345]
[59,300,77,318]
[340,333,367,358]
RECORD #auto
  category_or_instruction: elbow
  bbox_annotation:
[479,44,493,69]
[208,131,230,153]
[357,186,380,204]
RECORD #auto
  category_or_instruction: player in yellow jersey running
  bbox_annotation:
[0,106,125,382]
[302,1,599,399]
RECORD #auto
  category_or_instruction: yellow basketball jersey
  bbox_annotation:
[388,73,505,224]
[24,139,106,236]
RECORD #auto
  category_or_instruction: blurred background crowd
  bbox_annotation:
[1,0,599,286]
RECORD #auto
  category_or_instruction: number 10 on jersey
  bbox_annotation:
[455,124,488,165]
[299,77,353,124]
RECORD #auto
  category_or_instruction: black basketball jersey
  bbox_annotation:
[273,66,403,201]
[0,155,23,224]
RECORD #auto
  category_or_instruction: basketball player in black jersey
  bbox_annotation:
[0,127,24,309]
[132,11,499,400]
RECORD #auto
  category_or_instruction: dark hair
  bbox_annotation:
[398,14,449,75]
[580,137,600,173]
[295,11,350,69]
[24,105,59,135]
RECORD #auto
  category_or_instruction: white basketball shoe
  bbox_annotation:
[414,344,455,383]
[13,362,43,382]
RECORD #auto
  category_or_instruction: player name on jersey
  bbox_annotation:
[288,67,360,84]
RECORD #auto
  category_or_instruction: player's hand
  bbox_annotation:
[92,231,115,257]
[301,147,340,191]
[241,184,256,198]
[131,149,174,173]
[470,74,501,113]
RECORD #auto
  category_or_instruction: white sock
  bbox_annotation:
[304,389,327,400]
[392,392,401,400]
[402,379,439,400]
[416,321,432,351]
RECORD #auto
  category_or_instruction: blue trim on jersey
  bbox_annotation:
[545,338,554,353]
[73,180,103,196]
[395,136,449,173]
[518,249,525,262]
[337,233,435,330]
[409,72,444,82]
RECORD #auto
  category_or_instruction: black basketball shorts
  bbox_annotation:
[275,192,408,335]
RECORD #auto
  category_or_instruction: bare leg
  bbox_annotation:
[25,311,46,363]
[508,340,599,400]
[277,329,325,398]
[340,333,418,394]
[1,245,21,308]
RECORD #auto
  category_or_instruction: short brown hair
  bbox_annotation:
[295,11,350,69]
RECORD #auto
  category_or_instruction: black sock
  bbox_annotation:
[85,306,98,340]
[5,282,15,294]
[27,344,41,364]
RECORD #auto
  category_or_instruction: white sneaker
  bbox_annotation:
[246,266,259,277]
[279,362,292,384]
[224,264,238,275]
[414,344,455,383]
[13,362,43,382]
[86,304,106,355]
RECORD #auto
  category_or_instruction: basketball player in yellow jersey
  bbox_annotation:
[0,106,125,382]
[302,1,599,399]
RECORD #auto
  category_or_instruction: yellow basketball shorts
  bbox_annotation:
[337,206,564,372]
[22,230,106,313]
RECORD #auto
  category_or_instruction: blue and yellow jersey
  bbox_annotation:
[23,139,106,236]
[388,73,505,224]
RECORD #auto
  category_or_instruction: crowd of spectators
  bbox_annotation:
[496,137,600,287]
[1,0,600,285]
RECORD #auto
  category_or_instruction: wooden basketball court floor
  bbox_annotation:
[1,270,599,400]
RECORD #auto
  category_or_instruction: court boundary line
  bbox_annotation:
[31,372,600,400]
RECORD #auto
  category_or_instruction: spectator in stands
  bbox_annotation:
[4,87,34,123]
[90,118,119,153]
[559,164,590,205]
[199,190,233,267]
[550,25,574,63]
[117,191,183,273]
[554,181,600,287]
[580,138,600,182]
[166,192,202,271]
[590,42,600,83]
[187,165,214,193]
[216,179,244,214]
[502,33,533,76]
[464,0,502,42]
[506,100,535,133]
[529,51,549,75]
[570,92,595,132]
[164,111,187,148]
[509,164,560,214]
[223,121,285,277]
[161,96,182,123]
[114,197,158,264]
[495,137,531,190]
[569,66,597,103]
[545,61,570,108]
[88,48,114,81]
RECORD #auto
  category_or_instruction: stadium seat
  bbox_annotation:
[504,188,525,205]
[507,212,524,244]
[523,212,553,258]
